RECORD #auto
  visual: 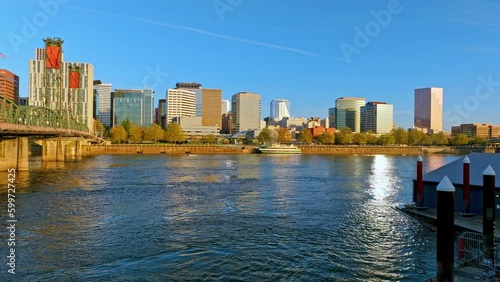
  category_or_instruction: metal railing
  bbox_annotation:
[455,231,500,274]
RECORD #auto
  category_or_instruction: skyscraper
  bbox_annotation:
[414,87,443,133]
[361,102,394,134]
[221,100,230,114]
[112,89,154,127]
[93,81,112,128]
[166,88,196,125]
[29,39,95,131]
[201,88,222,127]
[270,99,291,120]
[0,69,19,103]
[334,97,365,132]
[231,92,261,132]
[175,82,222,127]
[157,98,167,128]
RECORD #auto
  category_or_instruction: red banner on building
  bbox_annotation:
[45,45,61,69]
[69,71,80,89]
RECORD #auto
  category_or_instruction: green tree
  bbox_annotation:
[335,127,353,145]
[352,133,368,145]
[408,130,424,145]
[470,136,488,146]
[257,128,273,144]
[377,133,395,145]
[298,128,313,144]
[420,134,433,146]
[222,138,230,144]
[277,127,292,143]
[121,119,132,135]
[365,131,378,145]
[392,128,408,145]
[252,138,260,145]
[164,123,185,143]
[450,134,469,146]
[110,126,127,144]
[318,132,335,144]
[432,132,449,146]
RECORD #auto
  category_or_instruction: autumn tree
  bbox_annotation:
[298,128,313,144]
[318,132,335,144]
[276,127,292,143]
[94,119,106,137]
[164,123,185,143]
[146,124,165,143]
[110,126,127,144]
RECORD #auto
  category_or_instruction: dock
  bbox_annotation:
[397,204,500,238]
[398,204,500,281]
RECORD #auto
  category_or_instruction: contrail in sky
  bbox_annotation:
[66,5,340,60]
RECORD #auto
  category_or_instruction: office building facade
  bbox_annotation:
[112,89,154,127]
[414,87,443,133]
[166,88,196,125]
[270,99,291,120]
[175,82,222,127]
[231,92,261,132]
[0,69,20,103]
[29,47,94,131]
[93,81,112,127]
[361,102,394,134]
[334,97,366,133]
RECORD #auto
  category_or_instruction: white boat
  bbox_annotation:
[258,144,302,154]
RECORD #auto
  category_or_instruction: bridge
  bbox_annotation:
[0,94,97,171]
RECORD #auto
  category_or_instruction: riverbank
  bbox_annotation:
[79,144,497,156]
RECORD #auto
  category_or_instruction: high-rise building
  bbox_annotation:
[328,107,336,128]
[451,123,500,139]
[221,100,230,114]
[221,113,232,134]
[175,82,222,127]
[166,88,196,125]
[361,102,394,134]
[201,88,222,127]
[0,69,19,103]
[157,98,167,128]
[231,92,261,132]
[414,87,443,133]
[112,89,154,127]
[93,81,112,128]
[334,97,365,133]
[29,39,94,131]
[270,99,291,120]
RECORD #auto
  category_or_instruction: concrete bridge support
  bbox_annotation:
[0,137,29,171]
[39,138,85,162]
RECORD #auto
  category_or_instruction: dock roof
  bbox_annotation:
[422,153,500,188]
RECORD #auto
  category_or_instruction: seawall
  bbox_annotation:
[79,144,496,156]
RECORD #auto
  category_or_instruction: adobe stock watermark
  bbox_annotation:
[339,0,411,64]
[213,0,244,21]
[133,65,170,91]
[444,74,500,125]
[7,0,70,54]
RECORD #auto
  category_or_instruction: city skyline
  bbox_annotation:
[1,1,500,130]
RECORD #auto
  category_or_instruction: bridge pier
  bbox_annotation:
[0,137,29,171]
[40,138,85,162]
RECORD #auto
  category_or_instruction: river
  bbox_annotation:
[0,154,461,281]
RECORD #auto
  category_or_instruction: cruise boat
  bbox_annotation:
[258,144,302,154]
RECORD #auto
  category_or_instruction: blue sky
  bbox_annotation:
[1,0,500,130]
